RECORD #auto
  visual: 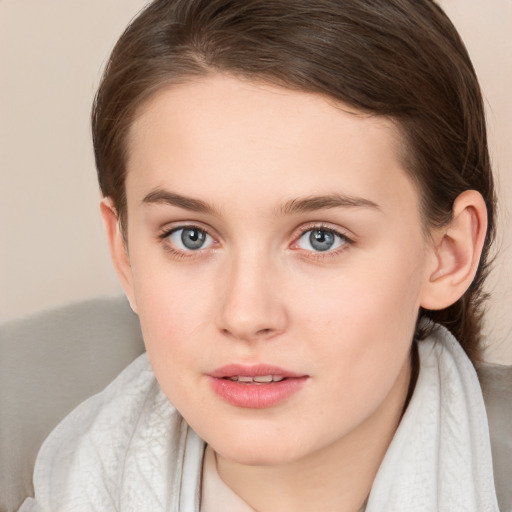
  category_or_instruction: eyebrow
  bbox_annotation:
[142,189,221,216]
[279,194,380,215]
[142,188,380,216]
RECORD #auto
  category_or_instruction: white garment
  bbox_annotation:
[201,445,256,512]
[365,328,499,512]
[19,325,499,512]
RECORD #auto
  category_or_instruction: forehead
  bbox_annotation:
[124,74,418,219]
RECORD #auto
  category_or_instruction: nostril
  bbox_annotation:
[220,326,276,340]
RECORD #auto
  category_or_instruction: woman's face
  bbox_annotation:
[117,74,436,466]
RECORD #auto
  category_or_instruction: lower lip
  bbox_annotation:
[208,376,307,408]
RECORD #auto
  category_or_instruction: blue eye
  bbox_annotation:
[297,228,346,252]
[168,227,213,251]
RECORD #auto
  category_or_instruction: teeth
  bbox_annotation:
[253,375,273,383]
[228,375,285,383]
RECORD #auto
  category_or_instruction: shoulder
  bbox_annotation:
[20,354,189,511]
[477,362,512,512]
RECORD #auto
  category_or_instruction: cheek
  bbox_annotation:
[130,262,215,382]
[292,243,426,372]
[287,260,422,434]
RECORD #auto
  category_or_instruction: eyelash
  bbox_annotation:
[158,224,217,260]
[157,223,354,260]
[291,223,354,260]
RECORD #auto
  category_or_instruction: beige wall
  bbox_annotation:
[1,1,511,363]
[0,0,147,319]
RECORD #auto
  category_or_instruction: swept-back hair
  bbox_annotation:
[92,0,495,361]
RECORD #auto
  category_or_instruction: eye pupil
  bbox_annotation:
[309,230,335,251]
[181,228,206,250]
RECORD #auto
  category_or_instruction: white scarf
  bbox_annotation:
[20,325,499,511]
[365,325,499,511]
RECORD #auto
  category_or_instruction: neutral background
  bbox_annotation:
[1,1,511,363]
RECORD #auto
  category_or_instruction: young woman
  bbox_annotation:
[20,1,502,510]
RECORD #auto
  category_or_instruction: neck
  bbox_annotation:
[215,356,412,512]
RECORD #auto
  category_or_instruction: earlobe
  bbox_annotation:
[100,198,138,314]
[420,190,487,310]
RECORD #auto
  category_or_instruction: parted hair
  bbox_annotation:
[92,0,495,361]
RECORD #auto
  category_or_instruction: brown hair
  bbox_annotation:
[92,0,495,361]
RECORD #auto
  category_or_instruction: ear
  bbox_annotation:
[420,190,488,310]
[100,198,138,314]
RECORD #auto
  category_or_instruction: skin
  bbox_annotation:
[102,74,487,512]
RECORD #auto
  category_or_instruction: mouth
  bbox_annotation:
[225,375,286,383]
[208,364,308,408]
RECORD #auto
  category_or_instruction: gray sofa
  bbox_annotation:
[0,297,145,511]
[0,297,510,511]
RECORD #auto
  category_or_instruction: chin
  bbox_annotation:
[217,445,299,467]
[205,426,313,467]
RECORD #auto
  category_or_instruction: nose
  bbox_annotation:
[216,251,288,342]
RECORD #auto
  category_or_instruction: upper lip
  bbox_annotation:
[209,364,306,379]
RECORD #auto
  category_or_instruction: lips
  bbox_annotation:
[208,364,308,408]
[228,375,285,383]
[210,364,303,379]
